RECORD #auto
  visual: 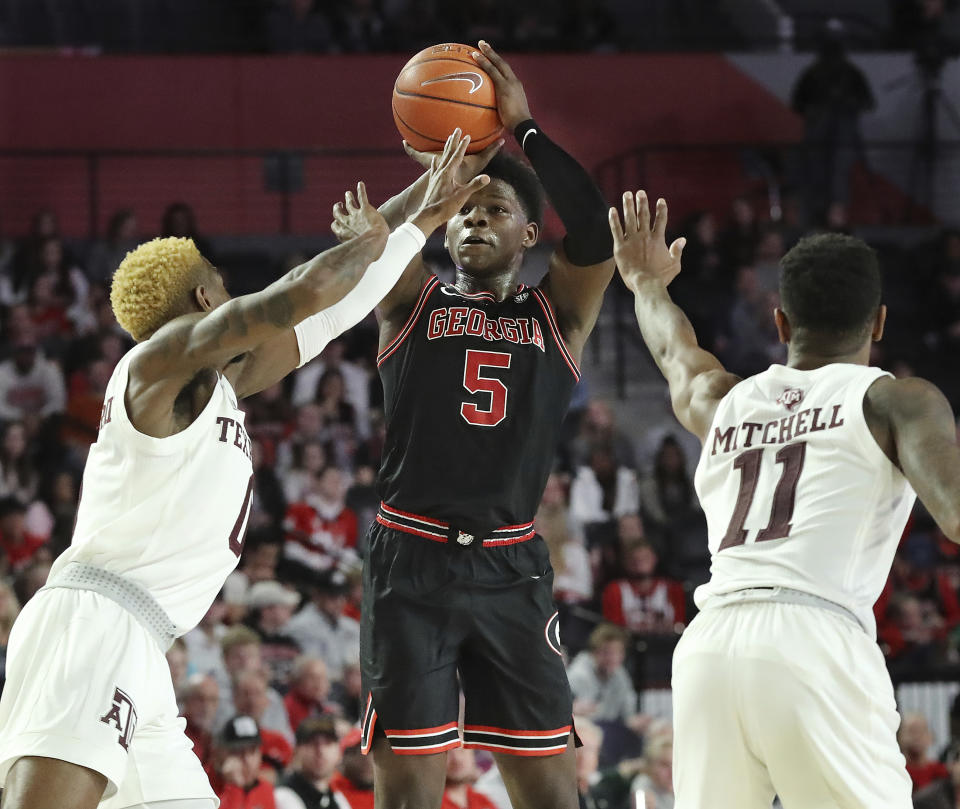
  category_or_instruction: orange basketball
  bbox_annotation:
[392,43,503,155]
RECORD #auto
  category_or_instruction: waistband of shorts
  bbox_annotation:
[41,562,178,651]
[375,502,536,548]
[707,586,865,632]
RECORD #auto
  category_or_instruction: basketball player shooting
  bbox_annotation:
[0,138,488,809]
[332,40,615,809]
[609,190,960,808]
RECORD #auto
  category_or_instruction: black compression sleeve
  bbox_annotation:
[514,118,613,266]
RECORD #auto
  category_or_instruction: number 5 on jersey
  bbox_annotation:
[461,349,511,427]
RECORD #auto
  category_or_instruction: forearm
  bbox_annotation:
[626,278,702,378]
[514,119,612,266]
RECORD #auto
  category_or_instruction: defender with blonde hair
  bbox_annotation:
[0,131,490,809]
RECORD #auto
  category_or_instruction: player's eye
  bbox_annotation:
[458,205,471,216]
[492,206,507,215]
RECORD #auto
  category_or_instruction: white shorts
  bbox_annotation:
[672,599,911,809]
[0,588,217,809]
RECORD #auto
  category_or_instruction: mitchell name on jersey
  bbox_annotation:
[709,395,845,456]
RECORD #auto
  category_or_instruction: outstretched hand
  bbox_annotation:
[409,128,490,233]
[470,40,531,131]
[331,181,389,244]
[608,191,686,290]
[403,136,504,184]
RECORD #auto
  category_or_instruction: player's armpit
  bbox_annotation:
[222,330,299,399]
[670,363,740,443]
[540,248,616,362]
[865,376,960,542]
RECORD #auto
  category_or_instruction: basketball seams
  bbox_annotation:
[391,103,448,145]
[393,88,498,112]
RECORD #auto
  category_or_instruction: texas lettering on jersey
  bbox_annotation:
[710,404,845,457]
[426,306,546,352]
[215,416,252,460]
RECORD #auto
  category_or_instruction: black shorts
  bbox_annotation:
[359,510,574,757]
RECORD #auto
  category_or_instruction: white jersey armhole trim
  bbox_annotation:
[105,343,234,456]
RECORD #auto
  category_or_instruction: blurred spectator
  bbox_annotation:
[210,715,277,809]
[12,557,50,604]
[283,440,329,505]
[567,624,637,724]
[249,438,287,543]
[61,357,112,455]
[274,715,346,809]
[286,569,360,680]
[330,661,363,723]
[245,580,302,690]
[914,741,960,809]
[161,202,214,261]
[570,447,639,530]
[183,592,229,680]
[637,435,700,539]
[281,467,359,585]
[4,209,63,308]
[292,340,370,438]
[86,208,139,284]
[331,0,390,53]
[0,422,40,504]
[284,657,337,732]
[631,730,675,809]
[166,636,189,696]
[0,329,67,425]
[329,727,374,809]
[266,0,335,53]
[568,399,636,471]
[536,473,592,604]
[344,464,378,541]
[0,578,21,691]
[276,404,328,476]
[718,266,784,378]
[791,35,874,226]
[880,593,946,678]
[718,196,759,271]
[216,626,295,744]
[315,369,358,437]
[231,668,296,760]
[30,236,92,338]
[38,469,78,558]
[441,748,498,809]
[223,542,281,620]
[900,712,949,793]
[182,673,221,770]
[245,382,297,448]
[602,540,686,634]
[0,497,47,573]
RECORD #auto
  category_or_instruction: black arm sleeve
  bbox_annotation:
[514,118,614,267]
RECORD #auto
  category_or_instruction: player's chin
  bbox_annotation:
[454,250,505,274]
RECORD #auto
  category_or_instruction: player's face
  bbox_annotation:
[445,179,536,274]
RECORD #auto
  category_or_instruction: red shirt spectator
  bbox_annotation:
[210,715,277,809]
[442,749,499,809]
[601,541,685,633]
[900,712,948,793]
[330,728,374,809]
[0,497,47,572]
[284,658,336,732]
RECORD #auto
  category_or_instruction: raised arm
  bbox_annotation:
[472,40,615,361]
[865,376,960,542]
[611,191,740,442]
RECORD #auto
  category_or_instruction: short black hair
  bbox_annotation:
[482,152,544,226]
[780,233,881,340]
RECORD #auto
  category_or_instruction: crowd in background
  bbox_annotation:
[1,189,960,807]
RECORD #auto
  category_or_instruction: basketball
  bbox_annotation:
[392,43,504,154]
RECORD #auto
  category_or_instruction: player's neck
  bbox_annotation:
[454,265,520,302]
[785,341,870,371]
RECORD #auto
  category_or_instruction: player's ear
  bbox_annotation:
[774,307,791,345]
[872,304,886,342]
[194,284,214,313]
[522,222,539,249]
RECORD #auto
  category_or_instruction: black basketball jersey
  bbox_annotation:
[377,275,580,537]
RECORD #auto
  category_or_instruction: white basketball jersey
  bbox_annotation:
[49,343,254,634]
[693,363,915,637]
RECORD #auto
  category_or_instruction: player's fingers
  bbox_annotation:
[332,200,346,220]
[441,128,463,163]
[345,190,358,210]
[669,237,687,258]
[637,190,650,233]
[653,197,668,237]
[478,40,515,81]
[608,206,624,245]
[356,181,369,208]
[622,191,639,235]
[471,48,504,82]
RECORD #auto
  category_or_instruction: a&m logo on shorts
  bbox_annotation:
[776,387,805,411]
[100,686,138,750]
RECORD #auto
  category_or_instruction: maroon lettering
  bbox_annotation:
[719,447,763,550]
[98,396,114,430]
[216,416,234,442]
[446,307,468,337]
[778,414,796,444]
[794,408,810,437]
[810,407,827,432]
[100,687,138,751]
[741,422,763,447]
[500,317,519,343]
[711,426,736,456]
[427,309,447,340]
[228,474,255,557]
[756,441,807,542]
[761,420,777,444]
[828,404,844,428]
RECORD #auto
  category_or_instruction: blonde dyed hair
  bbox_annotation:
[110,237,208,341]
